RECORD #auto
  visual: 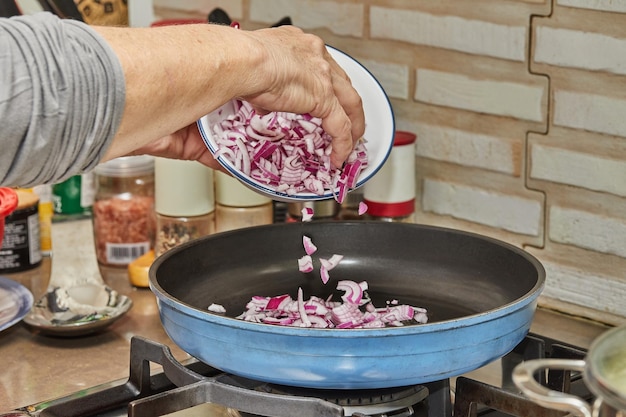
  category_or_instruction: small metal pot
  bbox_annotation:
[513,325,626,417]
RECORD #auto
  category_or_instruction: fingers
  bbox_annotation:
[320,51,366,167]
[128,125,226,172]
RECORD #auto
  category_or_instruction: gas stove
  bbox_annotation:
[3,332,592,417]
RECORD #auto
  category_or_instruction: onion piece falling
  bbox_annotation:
[302,235,317,255]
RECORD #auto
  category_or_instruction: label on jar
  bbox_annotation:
[0,203,42,272]
[52,173,95,216]
[105,241,150,266]
[93,195,155,266]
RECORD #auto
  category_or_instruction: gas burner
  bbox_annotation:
[4,333,592,417]
[246,383,429,416]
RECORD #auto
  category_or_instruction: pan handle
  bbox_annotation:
[513,359,594,417]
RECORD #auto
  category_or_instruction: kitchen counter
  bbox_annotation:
[0,220,613,412]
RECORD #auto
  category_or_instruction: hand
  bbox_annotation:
[129,124,224,171]
[238,26,365,167]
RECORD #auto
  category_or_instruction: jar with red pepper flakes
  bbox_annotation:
[92,156,155,267]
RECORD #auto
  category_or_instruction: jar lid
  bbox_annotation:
[155,158,215,217]
[14,189,39,210]
[0,187,18,218]
[287,200,340,219]
[215,171,271,207]
[393,131,417,146]
[94,155,155,177]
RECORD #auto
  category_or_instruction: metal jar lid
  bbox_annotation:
[287,200,340,219]
[94,155,155,177]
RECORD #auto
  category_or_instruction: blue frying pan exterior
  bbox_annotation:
[150,222,545,389]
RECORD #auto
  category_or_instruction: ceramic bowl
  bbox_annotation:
[197,45,395,203]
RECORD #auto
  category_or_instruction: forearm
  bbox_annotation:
[95,24,265,160]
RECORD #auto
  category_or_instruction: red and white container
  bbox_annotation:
[0,188,41,272]
[0,187,18,247]
[363,131,417,222]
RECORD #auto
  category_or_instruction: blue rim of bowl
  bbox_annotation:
[0,276,34,332]
[197,45,395,202]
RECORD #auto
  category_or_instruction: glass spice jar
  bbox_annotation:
[154,158,215,257]
[92,156,155,267]
[214,171,273,233]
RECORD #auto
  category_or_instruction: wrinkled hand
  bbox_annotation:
[238,26,365,167]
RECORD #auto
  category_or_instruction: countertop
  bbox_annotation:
[0,220,613,412]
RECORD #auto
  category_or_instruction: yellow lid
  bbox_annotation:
[128,250,155,288]
[15,188,39,210]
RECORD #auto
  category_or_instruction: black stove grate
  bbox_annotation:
[7,333,592,417]
[454,333,590,417]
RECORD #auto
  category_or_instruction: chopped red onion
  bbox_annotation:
[233,280,428,329]
[211,100,368,203]
[319,265,331,284]
[208,303,226,313]
[302,235,317,255]
[319,254,344,271]
[298,255,314,273]
[336,280,366,304]
[301,207,314,222]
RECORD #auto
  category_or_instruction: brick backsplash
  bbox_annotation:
[154,0,626,325]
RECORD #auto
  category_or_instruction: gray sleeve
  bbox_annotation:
[0,12,125,187]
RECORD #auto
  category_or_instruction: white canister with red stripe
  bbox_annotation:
[363,131,416,222]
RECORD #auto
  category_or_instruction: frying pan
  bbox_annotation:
[150,221,545,389]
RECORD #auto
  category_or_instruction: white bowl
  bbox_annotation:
[197,45,395,203]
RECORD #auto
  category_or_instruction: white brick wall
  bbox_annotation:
[550,206,626,258]
[415,124,519,175]
[535,26,626,75]
[250,0,363,36]
[542,260,626,319]
[416,69,546,122]
[557,0,626,13]
[359,59,409,101]
[422,179,542,236]
[153,0,242,17]
[531,144,626,197]
[553,90,626,138]
[370,7,527,61]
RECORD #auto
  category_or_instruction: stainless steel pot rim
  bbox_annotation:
[585,325,626,410]
[149,221,545,337]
